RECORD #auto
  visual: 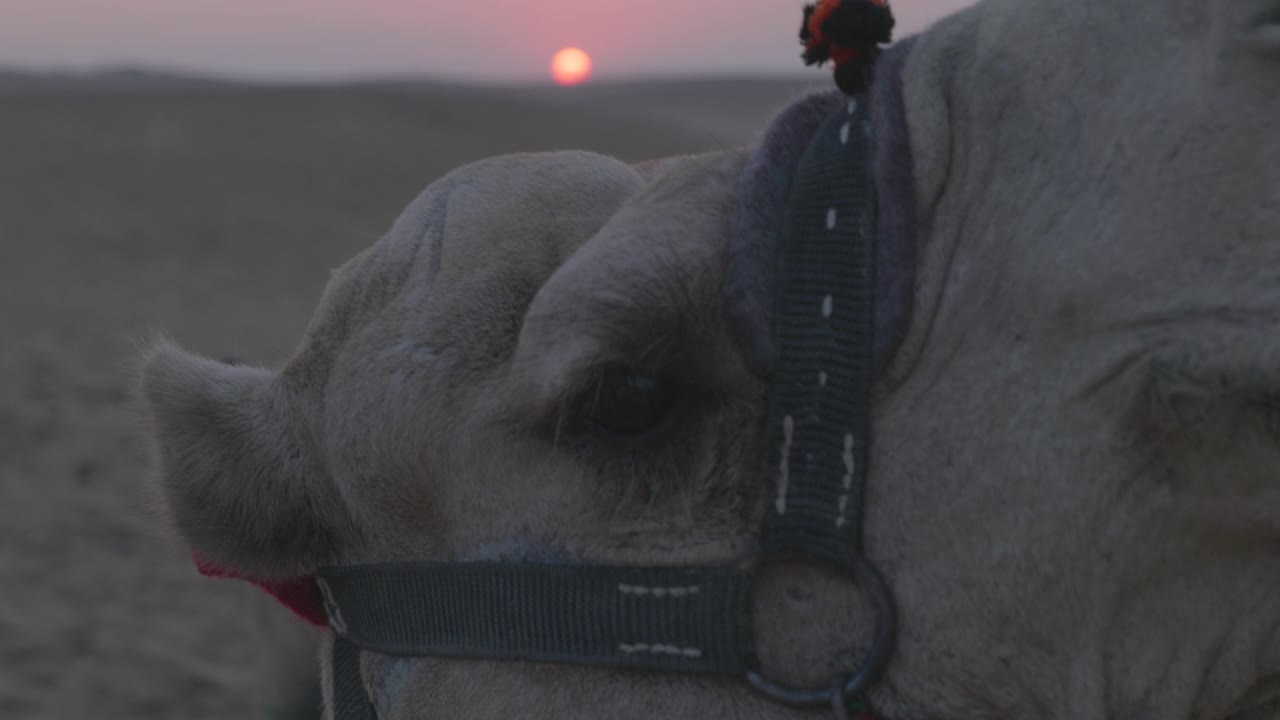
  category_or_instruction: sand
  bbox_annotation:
[0,74,818,719]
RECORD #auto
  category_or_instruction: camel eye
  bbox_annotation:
[579,365,681,437]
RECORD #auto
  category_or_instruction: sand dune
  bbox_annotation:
[0,74,819,719]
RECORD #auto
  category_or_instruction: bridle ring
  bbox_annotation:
[744,556,896,708]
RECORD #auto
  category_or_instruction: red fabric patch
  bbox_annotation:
[193,552,329,627]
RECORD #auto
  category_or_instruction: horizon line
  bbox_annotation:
[0,62,823,89]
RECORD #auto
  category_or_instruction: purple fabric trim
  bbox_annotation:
[725,91,846,377]
[725,37,918,381]
[869,37,917,379]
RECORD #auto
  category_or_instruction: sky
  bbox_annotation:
[1,0,978,83]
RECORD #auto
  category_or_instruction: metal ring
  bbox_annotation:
[744,555,897,708]
[831,676,853,720]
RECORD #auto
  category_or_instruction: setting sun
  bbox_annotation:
[550,47,593,86]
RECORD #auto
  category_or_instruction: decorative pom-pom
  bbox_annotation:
[800,0,896,95]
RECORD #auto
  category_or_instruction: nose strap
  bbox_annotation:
[320,564,755,720]
[318,563,754,672]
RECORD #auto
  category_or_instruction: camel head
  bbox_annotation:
[139,0,1280,717]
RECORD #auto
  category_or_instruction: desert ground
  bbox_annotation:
[0,73,818,719]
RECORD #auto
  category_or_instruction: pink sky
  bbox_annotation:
[3,0,977,82]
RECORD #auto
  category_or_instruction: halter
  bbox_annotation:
[314,90,895,718]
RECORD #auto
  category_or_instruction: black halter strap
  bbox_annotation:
[317,95,893,720]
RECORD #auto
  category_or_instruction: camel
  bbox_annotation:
[138,0,1280,717]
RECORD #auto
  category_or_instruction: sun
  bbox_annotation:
[550,47,593,86]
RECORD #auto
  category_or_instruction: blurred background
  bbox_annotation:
[0,1,973,718]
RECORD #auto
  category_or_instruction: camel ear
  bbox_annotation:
[140,339,349,579]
